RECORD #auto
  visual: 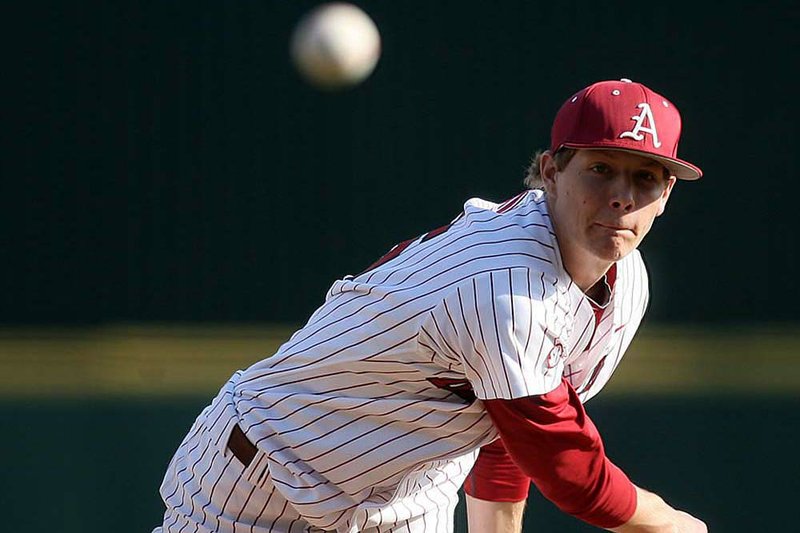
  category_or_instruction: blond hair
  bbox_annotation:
[523,149,576,189]
[523,148,671,189]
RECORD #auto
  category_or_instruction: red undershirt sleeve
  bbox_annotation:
[469,378,637,529]
[464,438,531,502]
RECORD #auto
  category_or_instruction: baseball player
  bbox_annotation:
[153,79,707,533]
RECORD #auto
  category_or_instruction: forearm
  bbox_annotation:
[483,383,637,528]
[466,494,525,533]
[608,486,707,533]
[475,382,705,531]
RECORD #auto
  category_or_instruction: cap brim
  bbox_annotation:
[560,144,703,180]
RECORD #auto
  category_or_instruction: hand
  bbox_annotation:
[670,510,707,532]
[609,487,706,533]
[612,508,706,533]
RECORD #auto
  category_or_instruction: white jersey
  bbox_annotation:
[227,189,648,532]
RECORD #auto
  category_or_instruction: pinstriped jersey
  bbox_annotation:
[231,189,649,532]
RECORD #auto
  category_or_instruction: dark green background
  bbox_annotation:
[3,394,797,531]
[5,0,798,325]
[4,1,799,532]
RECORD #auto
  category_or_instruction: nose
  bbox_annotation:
[609,178,635,212]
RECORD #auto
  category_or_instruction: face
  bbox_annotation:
[542,149,676,265]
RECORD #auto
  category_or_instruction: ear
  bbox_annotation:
[656,177,677,216]
[540,151,559,196]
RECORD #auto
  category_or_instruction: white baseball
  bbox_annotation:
[290,3,381,89]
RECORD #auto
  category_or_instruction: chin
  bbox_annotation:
[594,240,634,262]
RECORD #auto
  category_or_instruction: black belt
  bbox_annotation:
[227,423,257,467]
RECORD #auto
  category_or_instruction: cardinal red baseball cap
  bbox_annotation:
[550,79,702,180]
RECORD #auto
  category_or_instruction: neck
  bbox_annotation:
[547,210,612,293]
[544,194,613,294]
[560,245,613,293]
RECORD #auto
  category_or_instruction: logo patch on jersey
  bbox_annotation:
[545,339,566,369]
[619,102,662,148]
[427,377,476,403]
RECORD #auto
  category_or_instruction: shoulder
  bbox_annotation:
[450,191,559,274]
[460,189,547,220]
[434,267,562,328]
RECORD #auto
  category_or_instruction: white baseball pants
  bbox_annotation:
[152,380,458,533]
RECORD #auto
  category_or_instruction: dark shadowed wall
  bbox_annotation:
[5,0,798,325]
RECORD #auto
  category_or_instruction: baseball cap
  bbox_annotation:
[550,79,702,180]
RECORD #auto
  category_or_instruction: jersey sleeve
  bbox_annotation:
[481,379,637,528]
[463,438,531,502]
[420,268,566,399]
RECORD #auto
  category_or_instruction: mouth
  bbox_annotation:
[595,223,635,235]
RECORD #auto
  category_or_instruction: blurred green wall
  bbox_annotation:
[2,325,799,531]
[4,393,798,532]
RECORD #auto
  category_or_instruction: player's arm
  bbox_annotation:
[462,442,702,533]
[424,272,704,530]
[466,494,525,533]
[467,485,706,533]
[482,379,706,531]
[610,487,707,533]
[464,438,529,533]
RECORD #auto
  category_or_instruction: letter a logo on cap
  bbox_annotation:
[620,103,661,148]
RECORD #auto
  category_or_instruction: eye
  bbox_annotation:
[637,170,656,181]
[589,163,611,175]
[635,170,658,182]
